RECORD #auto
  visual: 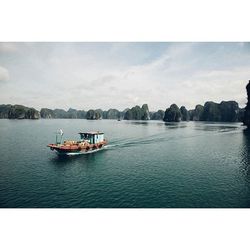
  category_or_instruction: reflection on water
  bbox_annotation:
[125,121,150,126]
[50,150,105,166]
[164,122,187,129]
[239,129,250,208]
[194,122,239,132]
[241,129,250,177]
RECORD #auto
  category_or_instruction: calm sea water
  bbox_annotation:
[0,119,250,208]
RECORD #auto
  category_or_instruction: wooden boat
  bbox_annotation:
[48,130,107,155]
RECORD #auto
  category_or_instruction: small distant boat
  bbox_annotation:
[47,129,107,155]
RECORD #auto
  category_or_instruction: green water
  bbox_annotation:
[0,119,250,208]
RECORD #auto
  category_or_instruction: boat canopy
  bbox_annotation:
[78,131,104,135]
[79,132,104,144]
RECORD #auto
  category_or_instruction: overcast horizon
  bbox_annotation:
[0,42,250,111]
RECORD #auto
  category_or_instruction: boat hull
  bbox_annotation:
[48,140,107,156]
[55,145,106,156]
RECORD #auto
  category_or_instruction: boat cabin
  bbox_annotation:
[79,132,104,144]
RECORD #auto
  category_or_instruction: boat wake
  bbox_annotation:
[106,132,173,149]
[106,125,243,150]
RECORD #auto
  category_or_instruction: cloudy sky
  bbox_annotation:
[0,42,249,111]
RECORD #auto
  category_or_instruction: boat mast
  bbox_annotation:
[56,129,64,144]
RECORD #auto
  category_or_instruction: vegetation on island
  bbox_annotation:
[40,108,56,118]
[0,104,40,119]
[124,104,150,120]
[188,101,243,122]
[180,106,190,121]
[103,109,120,119]
[189,105,204,121]
[150,110,165,120]
[0,104,12,118]
[163,104,182,122]
[40,108,86,119]
[86,109,102,120]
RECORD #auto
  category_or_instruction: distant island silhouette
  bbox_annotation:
[0,100,245,123]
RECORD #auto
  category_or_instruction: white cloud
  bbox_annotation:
[0,42,249,110]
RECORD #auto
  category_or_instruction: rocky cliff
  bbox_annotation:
[0,104,12,118]
[201,101,221,121]
[40,108,86,119]
[163,104,181,122]
[141,104,150,120]
[200,101,240,122]
[103,109,120,119]
[151,110,165,120]
[86,109,102,120]
[40,108,56,118]
[189,105,204,121]
[0,104,40,119]
[244,80,250,128]
[124,104,150,120]
[180,106,189,121]
[218,101,239,122]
